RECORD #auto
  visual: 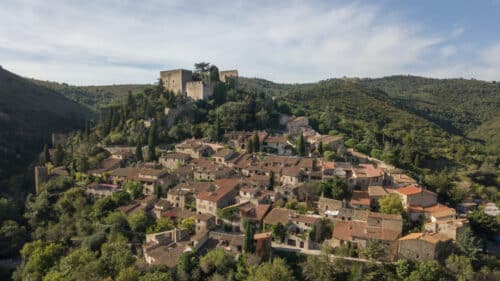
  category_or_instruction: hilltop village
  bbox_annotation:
[25,64,498,280]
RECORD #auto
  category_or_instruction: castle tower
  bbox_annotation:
[159,69,193,95]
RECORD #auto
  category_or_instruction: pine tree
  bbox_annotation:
[252,131,260,152]
[136,143,143,162]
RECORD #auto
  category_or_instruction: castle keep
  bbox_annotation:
[160,68,238,101]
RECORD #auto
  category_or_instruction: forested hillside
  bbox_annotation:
[0,68,93,196]
[31,80,151,110]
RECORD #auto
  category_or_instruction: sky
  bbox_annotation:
[1,0,499,85]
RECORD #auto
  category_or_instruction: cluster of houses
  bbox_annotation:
[35,117,488,267]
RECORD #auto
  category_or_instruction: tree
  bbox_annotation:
[268,171,275,190]
[104,212,131,236]
[246,139,254,154]
[235,254,249,281]
[116,266,139,281]
[301,255,337,281]
[42,144,50,164]
[14,240,64,281]
[252,131,260,152]
[362,239,385,260]
[177,251,199,281]
[123,181,143,199]
[139,271,173,281]
[179,217,196,234]
[247,258,295,281]
[199,249,236,276]
[135,143,143,162]
[296,134,306,156]
[147,122,157,161]
[318,141,324,155]
[456,227,479,260]
[54,144,65,166]
[243,219,256,253]
[99,238,135,278]
[378,194,404,215]
[0,220,27,258]
[405,260,450,281]
[319,179,348,200]
[467,209,498,240]
[128,211,151,234]
[395,259,413,280]
[445,255,475,281]
[148,217,174,233]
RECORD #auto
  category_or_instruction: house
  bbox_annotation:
[424,218,469,240]
[116,195,158,215]
[286,116,309,135]
[196,178,242,217]
[159,152,191,169]
[195,213,216,233]
[254,232,272,260]
[398,232,453,262]
[212,148,237,165]
[162,208,196,224]
[175,139,213,158]
[137,169,175,195]
[166,181,214,209]
[193,163,234,181]
[86,182,121,198]
[307,134,343,151]
[220,201,271,232]
[153,199,172,218]
[280,166,306,186]
[385,168,417,187]
[142,228,193,267]
[262,135,289,155]
[348,164,385,190]
[87,157,122,177]
[329,220,401,261]
[407,203,455,222]
[368,186,388,210]
[350,190,370,209]
[238,186,272,205]
[318,197,343,216]
[263,208,322,250]
[224,131,268,151]
[391,185,438,208]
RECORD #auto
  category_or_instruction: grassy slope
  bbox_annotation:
[0,68,94,190]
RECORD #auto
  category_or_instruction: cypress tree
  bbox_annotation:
[243,219,255,253]
[42,144,50,164]
[246,139,253,154]
[136,143,143,162]
[147,122,157,161]
[268,171,275,190]
[54,144,65,166]
[318,141,324,155]
[252,131,260,152]
[297,133,306,156]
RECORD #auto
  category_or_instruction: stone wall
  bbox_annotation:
[160,69,193,94]
[186,81,214,100]
[219,70,238,82]
[398,239,437,261]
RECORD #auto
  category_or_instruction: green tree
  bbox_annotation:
[247,258,296,281]
[297,134,306,156]
[246,139,253,154]
[42,144,50,164]
[235,254,249,281]
[199,249,236,276]
[455,227,479,260]
[252,132,260,152]
[318,141,324,155]
[0,220,27,258]
[54,144,65,166]
[147,122,157,161]
[14,240,64,281]
[301,254,337,281]
[445,255,475,281]
[99,238,135,278]
[405,260,450,281]
[139,271,173,281]
[116,266,139,281]
[135,143,143,162]
[378,194,404,215]
[123,181,143,199]
[148,217,174,233]
[467,209,498,240]
[179,217,196,234]
[362,239,385,260]
[243,219,256,254]
[128,211,151,234]
[268,171,275,190]
[177,251,199,281]
[104,212,131,236]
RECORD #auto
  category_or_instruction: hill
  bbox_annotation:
[0,67,94,194]
[30,80,152,110]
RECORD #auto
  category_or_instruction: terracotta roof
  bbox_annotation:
[368,212,402,221]
[399,232,451,244]
[213,148,235,158]
[110,167,140,178]
[399,232,424,241]
[350,190,370,206]
[139,168,168,177]
[255,204,271,220]
[368,186,388,197]
[263,208,294,225]
[333,221,400,241]
[196,178,241,202]
[395,185,436,196]
[161,152,191,160]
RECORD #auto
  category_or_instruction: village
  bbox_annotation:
[32,68,498,270]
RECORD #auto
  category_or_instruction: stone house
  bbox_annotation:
[159,152,191,169]
[286,116,309,135]
[392,185,438,208]
[195,213,216,233]
[137,169,175,195]
[212,148,237,165]
[195,178,241,217]
[175,139,214,158]
[350,190,370,209]
[193,163,234,181]
[347,164,385,190]
[262,135,289,155]
[86,183,121,198]
[219,70,238,83]
[280,166,306,186]
[220,201,271,232]
[398,232,453,262]
[317,197,343,216]
[166,181,214,209]
[424,218,469,240]
[368,186,388,210]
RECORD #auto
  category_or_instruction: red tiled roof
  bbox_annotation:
[350,190,370,206]
[196,178,241,202]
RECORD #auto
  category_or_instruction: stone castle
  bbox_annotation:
[160,68,238,101]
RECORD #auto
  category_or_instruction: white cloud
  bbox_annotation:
[0,0,498,84]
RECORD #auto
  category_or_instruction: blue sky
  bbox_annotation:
[1,0,499,85]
